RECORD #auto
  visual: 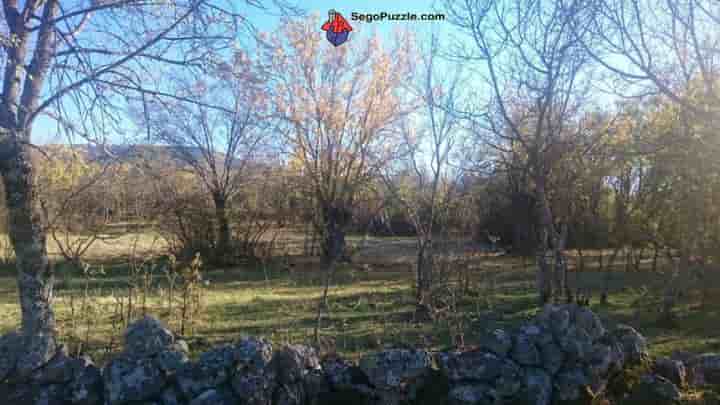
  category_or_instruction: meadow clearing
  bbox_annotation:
[0,231,717,366]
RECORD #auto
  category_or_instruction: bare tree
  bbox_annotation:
[138,59,269,264]
[445,0,595,304]
[581,0,720,118]
[382,33,465,319]
[581,0,720,314]
[0,0,271,372]
[262,16,414,341]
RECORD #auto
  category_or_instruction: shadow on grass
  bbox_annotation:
[2,253,719,362]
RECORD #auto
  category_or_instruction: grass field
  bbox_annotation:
[0,233,718,365]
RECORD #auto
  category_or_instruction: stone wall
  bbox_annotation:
[0,304,717,405]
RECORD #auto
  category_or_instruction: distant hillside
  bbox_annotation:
[41,143,201,160]
[39,144,248,169]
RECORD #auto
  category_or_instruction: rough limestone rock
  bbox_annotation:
[231,337,275,405]
[269,344,320,385]
[520,324,554,347]
[574,307,606,341]
[654,358,687,388]
[176,345,235,399]
[539,341,565,376]
[518,367,553,405]
[438,350,504,382]
[609,324,648,365]
[33,383,67,405]
[493,360,523,399]
[32,345,74,385]
[68,356,103,405]
[323,356,358,389]
[0,331,21,382]
[554,367,592,403]
[478,329,512,357]
[558,326,593,364]
[103,356,165,405]
[587,342,623,378]
[0,308,679,405]
[154,348,189,377]
[626,374,681,404]
[359,349,432,389]
[542,306,571,338]
[124,316,175,359]
[265,344,322,405]
[359,348,433,405]
[688,353,720,386]
[511,334,542,366]
[321,355,375,402]
[448,384,497,404]
[160,386,182,405]
[188,387,238,405]
[303,368,332,405]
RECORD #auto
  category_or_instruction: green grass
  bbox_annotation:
[0,234,718,365]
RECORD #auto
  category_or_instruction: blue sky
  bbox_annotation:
[35,0,452,145]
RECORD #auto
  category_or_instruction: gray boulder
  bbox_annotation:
[516,367,552,405]
[68,356,103,405]
[234,337,273,371]
[230,338,275,405]
[511,334,541,366]
[154,348,189,376]
[448,384,497,404]
[321,356,374,400]
[188,387,238,405]
[654,358,687,388]
[303,368,331,405]
[269,345,320,385]
[587,343,623,378]
[688,353,720,386]
[548,307,571,337]
[539,341,564,376]
[438,350,504,382]
[124,316,175,359]
[574,307,606,341]
[520,324,554,347]
[493,360,522,398]
[626,374,681,404]
[558,326,593,363]
[359,348,431,389]
[33,383,67,405]
[609,324,648,365]
[160,386,182,405]
[177,344,235,398]
[478,329,512,358]
[32,345,74,385]
[103,356,165,405]
[553,367,592,403]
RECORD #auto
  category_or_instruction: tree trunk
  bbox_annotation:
[414,240,434,321]
[314,204,348,344]
[212,193,231,264]
[0,141,57,376]
[553,223,568,302]
[534,176,554,305]
[577,247,584,272]
[652,244,659,273]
